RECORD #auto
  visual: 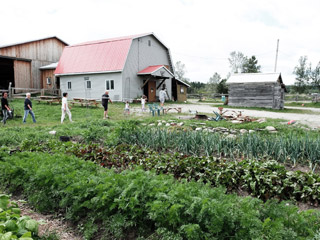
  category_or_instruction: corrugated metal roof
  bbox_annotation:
[138,65,166,74]
[0,36,68,49]
[227,72,283,84]
[39,62,58,70]
[138,65,174,78]
[175,78,190,87]
[55,33,171,75]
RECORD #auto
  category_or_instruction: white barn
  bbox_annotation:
[55,33,176,102]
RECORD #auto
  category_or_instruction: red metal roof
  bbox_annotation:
[55,33,159,75]
[137,65,165,74]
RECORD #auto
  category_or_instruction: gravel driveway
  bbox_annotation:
[134,101,320,128]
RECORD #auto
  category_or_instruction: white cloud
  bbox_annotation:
[1,0,320,85]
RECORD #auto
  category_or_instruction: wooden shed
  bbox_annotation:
[0,36,67,90]
[227,73,286,109]
[172,78,190,102]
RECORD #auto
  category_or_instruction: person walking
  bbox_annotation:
[61,92,72,123]
[141,95,147,112]
[23,93,36,123]
[102,91,112,119]
[1,92,11,125]
[159,86,168,107]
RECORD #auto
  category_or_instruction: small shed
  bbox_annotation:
[227,72,286,109]
[39,62,59,89]
[172,78,190,102]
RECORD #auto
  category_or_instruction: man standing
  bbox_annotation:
[1,92,11,125]
[61,92,72,123]
[159,86,168,107]
[102,91,112,119]
[23,93,36,123]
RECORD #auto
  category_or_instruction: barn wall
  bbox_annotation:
[177,84,187,102]
[0,38,66,89]
[14,60,31,88]
[59,72,122,101]
[41,69,56,89]
[228,82,284,109]
[122,36,172,101]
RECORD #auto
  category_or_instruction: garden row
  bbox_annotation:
[1,150,320,240]
[0,193,40,240]
[117,125,320,168]
[20,140,320,204]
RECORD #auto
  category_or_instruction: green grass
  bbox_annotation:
[286,102,320,108]
[212,104,320,114]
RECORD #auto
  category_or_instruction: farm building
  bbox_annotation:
[55,33,188,101]
[0,37,67,90]
[227,72,286,109]
[172,78,190,102]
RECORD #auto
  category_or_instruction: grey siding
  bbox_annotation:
[122,35,172,100]
[228,82,284,109]
[60,72,122,100]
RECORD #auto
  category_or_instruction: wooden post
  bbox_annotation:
[8,82,12,99]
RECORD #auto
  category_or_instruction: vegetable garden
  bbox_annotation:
[1,99,320,239]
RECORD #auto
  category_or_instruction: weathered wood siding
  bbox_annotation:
[41,69,56,89]
[0,38,66,89]
[228,82,284,109]
[13,60,31,88]
[177,84,187,102]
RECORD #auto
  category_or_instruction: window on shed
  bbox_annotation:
[106,80,114,90]
[180,86,185,94]
[67,82,72,90]
[148,40,151,46]
[46,77,51,85]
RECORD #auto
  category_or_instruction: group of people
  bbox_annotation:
[1,92,36,125]
[1,86,169,125]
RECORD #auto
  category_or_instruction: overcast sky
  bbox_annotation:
[1,0,320,84]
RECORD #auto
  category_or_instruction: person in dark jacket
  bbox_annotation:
[23,93,36,123]
[1,92,11,125]
[102,91,112,119]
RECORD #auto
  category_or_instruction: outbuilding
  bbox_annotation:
[227,72,286,109]
[0,37,67,90]
[55,33,178,102]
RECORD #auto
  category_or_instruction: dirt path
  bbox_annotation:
[132,101,320,128]
[14,197,83,240]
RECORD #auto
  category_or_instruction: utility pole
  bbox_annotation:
[274,39,279,72]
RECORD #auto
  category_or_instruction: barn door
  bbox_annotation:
[148,81,156,102]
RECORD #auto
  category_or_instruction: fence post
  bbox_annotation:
[8,82,12,99]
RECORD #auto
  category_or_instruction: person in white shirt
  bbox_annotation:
[61,92,72,123]
[141,95,147,112]
[124,101,130,115]
[159,86,168,107]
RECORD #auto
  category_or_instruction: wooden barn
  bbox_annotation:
[0,37,67,90]
[227,72,286,109]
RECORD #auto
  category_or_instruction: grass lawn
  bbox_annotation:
[212,104,320,114]
[285,101,320,108]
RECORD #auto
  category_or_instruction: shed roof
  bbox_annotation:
[175,78,190,87]
[0,36,68,49]
[227,72,283,84]
[39,62,58,70]
[55,33,170,76]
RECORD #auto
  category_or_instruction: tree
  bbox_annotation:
[310,62,320,91]
[228,51,247,73]
[208,72,221,92]
[174,61,190,83]
[293,56,309,94]
[216,79,228,94]
[242,56,261,73]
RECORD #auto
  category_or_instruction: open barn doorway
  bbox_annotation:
[0,57,14,89]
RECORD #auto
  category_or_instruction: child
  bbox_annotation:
[141,95,147,112]
[124,101,130,115]
[61,92,72,123]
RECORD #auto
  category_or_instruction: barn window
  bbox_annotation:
[67,82,72,90]
[86,80,91,89]
[46,77,51,85]
[148,40,151,46]
[106,80,114,90]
